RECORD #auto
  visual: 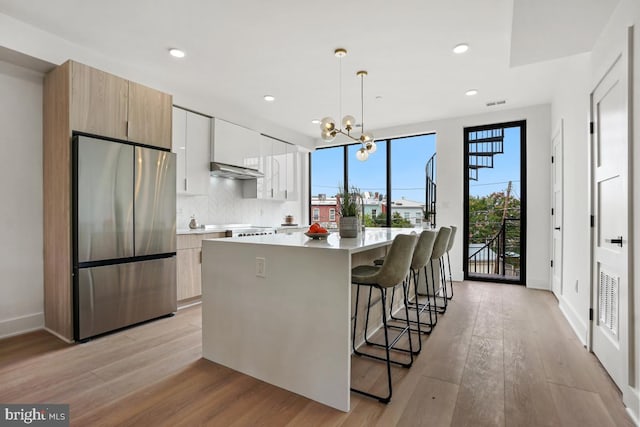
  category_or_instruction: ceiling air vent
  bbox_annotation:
[486,100,507,107]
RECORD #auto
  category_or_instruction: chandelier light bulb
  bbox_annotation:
[342,115,356,131]
[356,147,369,161]
[320,117,336,132]
[321,129,336,142]
[361,132,374,143]
[365,140,377,154]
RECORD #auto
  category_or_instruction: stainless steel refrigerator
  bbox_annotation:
[73,134,177,341]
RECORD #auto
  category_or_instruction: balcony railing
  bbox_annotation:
[467,218,520,279]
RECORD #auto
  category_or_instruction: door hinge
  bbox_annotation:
[589,308,594,321]
[551,156,554,163]
[550,260,554,268]
[184,178,188,192]
[590,215,595,228]
[551,208,554,216]
[589,122,594,135]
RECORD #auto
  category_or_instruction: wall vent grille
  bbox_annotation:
[598,269,619,336]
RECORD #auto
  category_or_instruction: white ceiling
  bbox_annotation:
[0,0,619,141]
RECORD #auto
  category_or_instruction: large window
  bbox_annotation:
[348,142,387,227]
[310,134,435,228]
[389,134,436,227]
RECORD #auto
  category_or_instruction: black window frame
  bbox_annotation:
[463,120,527,285]
[308,132,435,227]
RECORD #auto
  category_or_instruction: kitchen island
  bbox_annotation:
[201,228,422,412]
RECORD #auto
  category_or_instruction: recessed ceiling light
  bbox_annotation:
[169,48,185,58]
[311,119,321,124]
[453,43,469,54]
[264,95,275,102]
[465,89,478,96]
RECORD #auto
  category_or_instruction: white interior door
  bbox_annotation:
[591,53,629,392]
[551,122,563,297]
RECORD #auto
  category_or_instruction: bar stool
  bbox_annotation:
[387,230,438,351]
[445,225,457,300]
[351,233,417,404]
[424,226,451,314]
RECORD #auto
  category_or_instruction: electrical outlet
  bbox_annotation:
[256,257,266,277]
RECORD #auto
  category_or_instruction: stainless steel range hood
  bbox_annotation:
[210,162,264,180]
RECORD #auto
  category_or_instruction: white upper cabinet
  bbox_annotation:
[272,139,287,200]
[172,107,210,195]
[285,143,300,201]
[243,135,299,200]
[212,118,261,170]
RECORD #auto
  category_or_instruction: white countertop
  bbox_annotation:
[203,227,423,254]
[176,228,228,235]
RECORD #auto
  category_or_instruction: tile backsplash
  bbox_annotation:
[177,177,304,229]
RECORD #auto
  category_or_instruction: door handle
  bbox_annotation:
[554,227,561,231]
[607,236,624,247]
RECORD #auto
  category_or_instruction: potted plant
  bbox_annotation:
[337,184,361,238]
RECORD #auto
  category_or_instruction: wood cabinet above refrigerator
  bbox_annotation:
[69,61,172,149]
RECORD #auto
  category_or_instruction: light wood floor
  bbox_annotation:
[0,281,633,426]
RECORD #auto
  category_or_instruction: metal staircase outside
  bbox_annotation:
[468,128,504,181]
[425,153,436,227]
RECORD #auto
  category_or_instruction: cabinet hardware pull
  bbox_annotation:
[606,236,624,247]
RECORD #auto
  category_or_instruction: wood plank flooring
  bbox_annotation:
[0,281,633,426]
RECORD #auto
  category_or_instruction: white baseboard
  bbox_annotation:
[0,312,44,339]
[558,297,588,346]
[624,386,639,426]
[527,278,551,290]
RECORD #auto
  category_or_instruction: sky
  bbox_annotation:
[311,134,436,201]
[311,126,521,203]
[468,126,521,199]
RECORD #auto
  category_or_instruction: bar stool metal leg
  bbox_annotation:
[446,251,454,300]
[351,283,414,403]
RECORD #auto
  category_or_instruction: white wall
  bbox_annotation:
[0,60,44,338]
[326,104,551,288]
[550,53,591,343]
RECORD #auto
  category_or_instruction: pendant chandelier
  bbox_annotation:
[319,48,377,161]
